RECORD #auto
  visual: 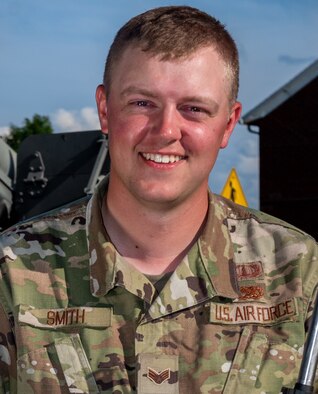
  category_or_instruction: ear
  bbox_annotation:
[96,84,108,134]
[220,101,242,148]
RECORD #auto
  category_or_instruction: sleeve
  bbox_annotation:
[0,243,18,394]
[0,300,17,393]
[302,239,318,391]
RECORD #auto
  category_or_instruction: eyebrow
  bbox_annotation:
[120,86,158,99]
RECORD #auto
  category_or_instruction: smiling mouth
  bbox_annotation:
[141,153,186,164]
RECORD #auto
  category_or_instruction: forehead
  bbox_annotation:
[109,44,231,102]
[113,44,226,78]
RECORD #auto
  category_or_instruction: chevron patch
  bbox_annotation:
[147,367,171,385]
[137,353,178,393]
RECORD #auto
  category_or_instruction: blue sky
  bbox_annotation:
[1,0,317,208]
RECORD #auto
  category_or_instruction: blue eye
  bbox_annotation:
[183,105,209,116]
[136,101,149,107]
[190,107,202,112]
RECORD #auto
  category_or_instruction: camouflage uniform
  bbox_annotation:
[0,177,317,393]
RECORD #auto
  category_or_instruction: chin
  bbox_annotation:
[135,189,181,207]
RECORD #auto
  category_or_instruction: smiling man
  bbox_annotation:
[95,42,241,276]
[1,6,317,394]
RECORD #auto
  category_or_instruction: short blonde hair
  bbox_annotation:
[103,6,239,105]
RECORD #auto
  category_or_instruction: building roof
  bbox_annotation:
[241,59,318,125]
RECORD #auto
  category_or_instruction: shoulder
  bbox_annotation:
[212,193,316,241]
[0,196,90,262]
[211,194,317,298]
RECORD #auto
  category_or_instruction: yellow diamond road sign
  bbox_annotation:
[221,168,248,207]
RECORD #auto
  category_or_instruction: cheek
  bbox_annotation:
[107,120,149,168]
[108,113,149,145]
[107,119,133,152]
[183,125,224,155]
[204,122,229,151]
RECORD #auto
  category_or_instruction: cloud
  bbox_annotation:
[0,126,10,136]
[81,107,100,129]
[52,107,100,132]
[233,134,259,176]
[238,155,259,175]
[278,55,316,66]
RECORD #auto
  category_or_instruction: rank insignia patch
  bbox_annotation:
[137,353,179,393]
[147,367,171,385]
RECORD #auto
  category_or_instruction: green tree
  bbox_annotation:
[5,114,53,151]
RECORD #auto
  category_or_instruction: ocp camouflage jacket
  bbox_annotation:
[0,179,317,393]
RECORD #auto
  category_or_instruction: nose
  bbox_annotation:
[153,106,182,142]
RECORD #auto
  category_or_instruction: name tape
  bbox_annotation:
[210,298,298,325]
[18,304,112,329]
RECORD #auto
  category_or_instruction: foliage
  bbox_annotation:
[5,114,53,151]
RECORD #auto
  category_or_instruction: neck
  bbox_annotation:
[103,182,208,275]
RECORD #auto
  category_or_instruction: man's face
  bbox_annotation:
[96,45,241,209]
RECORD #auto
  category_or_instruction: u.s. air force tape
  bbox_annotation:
[210,298,298,325]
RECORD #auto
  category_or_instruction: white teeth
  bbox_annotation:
[142,153,183,163]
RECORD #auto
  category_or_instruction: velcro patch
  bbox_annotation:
[210,298,298,325]
[235,261,264,280]
[239,285,265,300]
[18,304,112,329]
[137,353,178,393]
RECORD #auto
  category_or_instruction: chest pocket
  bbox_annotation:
[222,327,302,394]
[17,334,99,393]
[208,299,303,393]
[17,305,112,394]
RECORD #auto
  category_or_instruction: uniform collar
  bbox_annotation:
[198,191,240,299]
[86,176,116,297]
[86,177,158,301]
[86,178,240,302]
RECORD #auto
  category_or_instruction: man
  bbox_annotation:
[0,6,317,393]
